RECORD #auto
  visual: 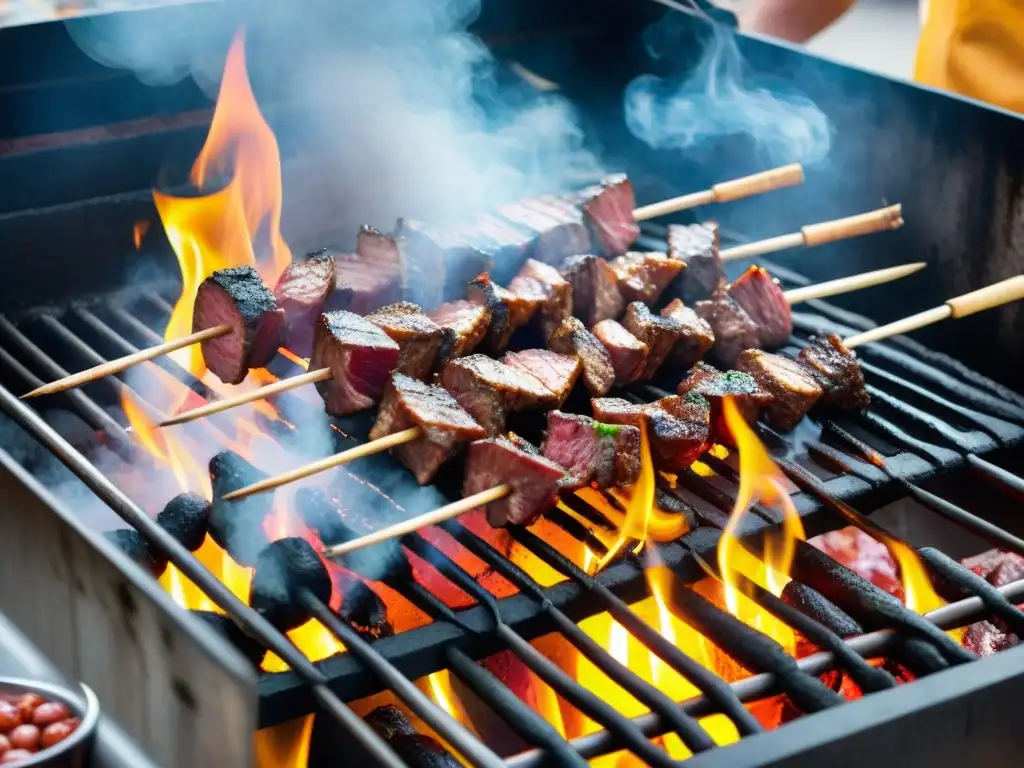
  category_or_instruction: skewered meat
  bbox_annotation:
[593,395,711,470]
[467,273,540,353]
[250,537,332,632]
[547,317,615,396]
[440,355,554,436]
[694,288,761,367]
[309,311,401,417]
[736,350,823,430]
[463,436,565,526]
[507,258,573,340]
[797,334,870,409]
[396,219,492,309]
[610,251,684,305]
[428,300,492,369]
[666,222,723,304]
[104,529,167,578]
[157,493,211,552]
[660,298,716,370]
[498,197,591,267]
[566,174,639,257]
[503,348,582,408]
[367,302,445,381]
[369,374,487,484]
[365,706,461,768]
[208,451,273,566]
[561,254,625,326]
[728,266,792,348]
[620,301,687,380]
[193,266,284,385]
[592,318,648,386]
[273,251,349,357]
[541,411,641,488]
[189,611,267,667]
[333,226,404,315]
[678,362,772,441]
[467,213,537,285]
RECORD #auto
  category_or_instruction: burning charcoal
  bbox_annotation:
[427,300,492,368]
[369,374,487,484]
[666,222,723,304]
[565,173,639,257]
[561,254,624,326]
[309,311,401,417]
[193,266,284,385]
[547,317,615,396]
[189,610,267,668]
[591,319,648,386]
[365,706,460,768]
[367,302,445,381]
[678,362,772,443]
[592,395,710,471]
[335,571,394,640]
[334,226,403,315]
[467,273,540,353]
[797,334,870,409]
[736,349,823,430]
[463,437,565,526]
[963,620,1020,657]
[502,349,582,409]
[273,250,348,357]
[103,529,167,578]
[507,258,574,341]
[209,451,273,567]
[660,299,715,370]
[498,197,591,266]
[963,549,1024,587]
[694,288,762,367]
[250,537,332,632]
[610,251,684,305]
[440,355,554,436]
[156,493,211,552]
[620,301,687,380]
[396,219,493,308]
[541,411,641,488]
[728,266,792,348]
[464,213,535,285]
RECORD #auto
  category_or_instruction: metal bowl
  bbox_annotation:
[0,678,99,767]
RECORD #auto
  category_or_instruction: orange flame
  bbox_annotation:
[133,221,150,250]
[254,715,313,768]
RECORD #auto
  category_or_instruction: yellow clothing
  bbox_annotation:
[914,0,1024,114]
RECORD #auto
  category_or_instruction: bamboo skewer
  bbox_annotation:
[782,262,926,306]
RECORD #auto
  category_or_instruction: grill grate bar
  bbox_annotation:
[966,454,1024,498]
[918,547,1024,637]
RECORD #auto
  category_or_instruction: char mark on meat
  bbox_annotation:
[547,317,615,396]
[565,174,639,257]
[498,197,591,267]
[610,251,684,305]
[660,298,715,370]
[728,266,792,348]
[542,410,641,488]
[463,436,565,526]
[440,354,554,436]
[334,229,403,315]
[797,334,870,409]
[592,318,648,386]
[695,288,761,367]
[208,451,273,566]
[678,362,771,444]
[274,250,346,358]
[367,302,445,381]
[193,266,284,385]
[467,273,539,353]
[507,258,573,341]
[309,310,401,416]
[594,395,710,470]
[666,222,724,304]
[396,219,492,308]
[428,300,492,369]
[561,253,625,326]
[620,301,688,380]
[503,348,582,408]
[736,349,823,430]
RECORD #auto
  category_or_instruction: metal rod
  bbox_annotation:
[967,454,1024,497]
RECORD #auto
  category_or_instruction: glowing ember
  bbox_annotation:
[133,221,150,249]
[254,715,313,768]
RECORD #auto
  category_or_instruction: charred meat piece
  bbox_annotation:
[309,311,401,417]
[367,302,445,381]
[503,348,582,408]
[396,219,492,308]
[666,222,724,304]
[428,300,492,367]
[189,611,266,668]
[736,349,823,430]
[592,319,648,386]
[660,298,716,370]
[498,196,591,267]
[104,529,167,578]
[332,227,404,315]
[250,537,332,632]
[728,266,792,348]
[157,493,211,552]
[548,317,615,396]
[797,334,870,409]
[561,254,625,326]
[273,250,347,358]
[541,411,641,488]
[369,374,487,484]
[695,288,762,367]
[507,258,573,341]
[465,213,535,285]
[467,273,540,352]
[366,706,461,768]
[566,174,639,257]
[441,355,554,436]
[678,362,772,442]
[193,266,284,385]
[610,251,684,305]
[593,395,710,470]
[620,301,687,380]
[463,437,565,526]
[209,451,273,566]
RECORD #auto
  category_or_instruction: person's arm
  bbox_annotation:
[738,0,856,43]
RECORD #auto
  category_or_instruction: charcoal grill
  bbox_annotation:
[2,2,1024,767]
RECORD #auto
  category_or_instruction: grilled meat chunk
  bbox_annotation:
[250,537,331,632]
[678,362,772,442]
[157,493,211,552]
[370,374,486,484]
[193,266,284,385]
[592,319,648,386]
[273,250,348,357]
[335,228,403,315]
[309,311,401,416]
[465,213,536,285]
[566,174,639,257]
[736,349,823,430]
[542,411,641,488]
[367,302,445,381]
[547,317,615,396]
[497,196,591,267]
[660,298,716,370]
[440,355,554,436]
[621,301,687,380]
[467,273,539,353]
[428,300,492,368]
[209,451,273,566]
[561,254,625,326]
[610,251,685,305]
[667,222,723,304]
[503,348,582,408]
[695,288,762,367]
[396,219,492,308]
[507,258,573,340]
[593,395,710,470]
[728,266,792,348]
[463,437,565,526]
[797,334,870,409]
